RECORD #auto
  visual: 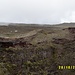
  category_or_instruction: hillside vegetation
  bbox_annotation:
[0,23,75,75]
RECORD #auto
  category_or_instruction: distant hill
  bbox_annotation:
[0,22,9,26]
[0,22,75,27]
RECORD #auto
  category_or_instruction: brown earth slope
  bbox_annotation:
[0,24,75,75]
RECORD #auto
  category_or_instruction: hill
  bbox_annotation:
[0,23,75,75]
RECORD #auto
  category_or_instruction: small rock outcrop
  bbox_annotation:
[0,37,32,48]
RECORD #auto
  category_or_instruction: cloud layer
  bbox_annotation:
[0,0,75,24]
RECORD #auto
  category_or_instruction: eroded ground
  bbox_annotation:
[0,24,75,75]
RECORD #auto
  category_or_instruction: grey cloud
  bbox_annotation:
[0,0,75,24]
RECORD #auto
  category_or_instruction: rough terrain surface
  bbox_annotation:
[0,23,75,75]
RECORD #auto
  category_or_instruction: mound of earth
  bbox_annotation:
[0,25,75,75]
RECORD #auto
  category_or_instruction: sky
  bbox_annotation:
[0,0,75,24]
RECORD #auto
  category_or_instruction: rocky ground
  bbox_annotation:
[0,24,75,75]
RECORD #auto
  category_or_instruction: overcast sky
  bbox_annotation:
[0,0,75,24]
